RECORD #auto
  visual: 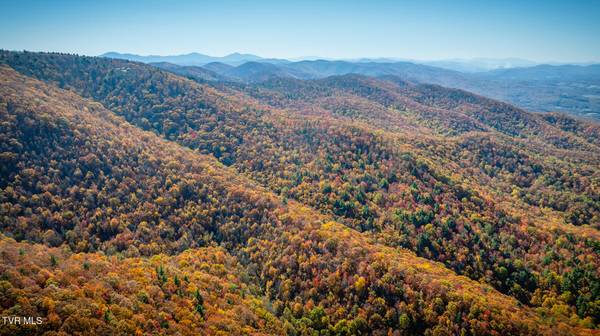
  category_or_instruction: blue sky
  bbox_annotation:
[1,0,599,62]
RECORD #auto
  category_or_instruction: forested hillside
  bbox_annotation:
[132,55,600,120]
[0,51,599,335]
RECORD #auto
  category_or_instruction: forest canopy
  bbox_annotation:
[0,51,598,335]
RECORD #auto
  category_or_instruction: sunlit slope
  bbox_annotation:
[0,235,283,336]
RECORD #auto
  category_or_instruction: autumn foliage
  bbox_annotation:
[0,51,599,335]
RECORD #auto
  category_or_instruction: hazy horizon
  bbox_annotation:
[1,0,599,63]
[97,51,598,65]
[2,49,599,66]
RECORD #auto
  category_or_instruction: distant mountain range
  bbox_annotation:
[100,52,600,119]
[420,58,539,72]
[150,59,474,84]
[100,51,289,66]
[102,52,597,71]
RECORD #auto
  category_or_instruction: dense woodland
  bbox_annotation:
[0,51,599,335]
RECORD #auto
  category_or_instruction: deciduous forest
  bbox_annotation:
[0,51,598,335]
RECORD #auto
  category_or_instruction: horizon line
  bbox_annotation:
[4,48,600,65]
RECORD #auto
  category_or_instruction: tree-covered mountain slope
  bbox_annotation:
[1,51,598,329]
[1,65,597,335]
[0,235,284,336]
[131,55,600,120]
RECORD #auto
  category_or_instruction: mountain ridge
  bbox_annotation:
[97,50,600,119]
[101,51,285,66]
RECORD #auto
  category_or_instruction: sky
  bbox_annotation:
[1,0,599,62]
